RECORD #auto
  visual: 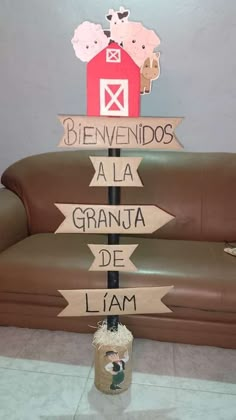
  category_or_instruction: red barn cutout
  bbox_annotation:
[87,42,140,117]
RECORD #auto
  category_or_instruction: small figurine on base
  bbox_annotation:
[105,350,129,390]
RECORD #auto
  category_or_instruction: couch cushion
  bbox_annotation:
[0,234,235,313]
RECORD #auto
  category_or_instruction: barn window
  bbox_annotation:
[100,79,129,116]
[106,49,121,63]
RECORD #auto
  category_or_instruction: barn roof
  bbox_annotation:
[88,41,139,69]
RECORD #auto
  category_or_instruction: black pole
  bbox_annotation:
[107,148,120,331]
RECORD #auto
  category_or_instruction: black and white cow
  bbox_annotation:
[105,6,130,25]
[105,7,130,43]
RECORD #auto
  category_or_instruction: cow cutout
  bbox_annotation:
[105,7,130,24]
[104,7,130,42]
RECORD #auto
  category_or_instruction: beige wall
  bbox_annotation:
[0,0,236,179]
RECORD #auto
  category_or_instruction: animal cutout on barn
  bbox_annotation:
[71,7,161,103]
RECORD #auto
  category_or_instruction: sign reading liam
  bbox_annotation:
[58,286,174,317]
[55,204,174,234]
[58,115,183,150]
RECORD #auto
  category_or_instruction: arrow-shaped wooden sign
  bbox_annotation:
[58,286,174,317]
[58,115,183,150]
[88,244,138,272]
[89,156,143,187]
[55,204,174,234]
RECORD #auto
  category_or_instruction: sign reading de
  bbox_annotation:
[58,286,174,317]
[55,204,174,234]
[88,244,138,272]
[58,115,183,150]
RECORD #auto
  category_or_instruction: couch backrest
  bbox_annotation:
[2,151,236,242]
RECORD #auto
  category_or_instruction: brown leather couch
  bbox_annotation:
[0,151,236,348]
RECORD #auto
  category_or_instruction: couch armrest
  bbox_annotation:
[0,189,28,252]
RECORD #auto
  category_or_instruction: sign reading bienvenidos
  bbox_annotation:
[58,115,183,150]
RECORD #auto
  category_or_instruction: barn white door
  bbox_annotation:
[100,79,129,116]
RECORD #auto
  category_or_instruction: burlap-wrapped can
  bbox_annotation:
[93,322,133,395]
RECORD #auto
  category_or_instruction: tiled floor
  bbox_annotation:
[0,327,236,419]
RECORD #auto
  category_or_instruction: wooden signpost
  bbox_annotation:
[55,22,184,394]
[55,121,180,335]
[55,116,180,320]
